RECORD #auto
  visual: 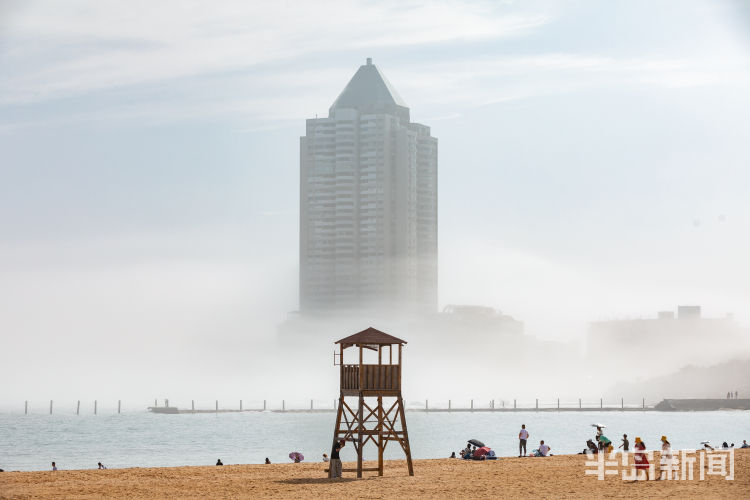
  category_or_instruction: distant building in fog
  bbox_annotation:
[587,305,748,375]
[677,305,701,320]
[299,58,438,315]
[441,305,524,335]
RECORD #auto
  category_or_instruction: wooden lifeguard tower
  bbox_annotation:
[331,327,413,477]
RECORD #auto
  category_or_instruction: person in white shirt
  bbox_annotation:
[322,453,329,462]
[538,441,550,457]
[518,424,529,457]
[51,462,57,471]
[659,436,676,480]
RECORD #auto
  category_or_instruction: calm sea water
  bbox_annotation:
[1,410,748,471]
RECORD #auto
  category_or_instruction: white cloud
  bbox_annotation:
[2,0,748,131]
[0,0,548,105]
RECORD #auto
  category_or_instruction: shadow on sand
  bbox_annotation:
[276,477,358,485]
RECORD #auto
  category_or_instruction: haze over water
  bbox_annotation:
[2,411,749,472]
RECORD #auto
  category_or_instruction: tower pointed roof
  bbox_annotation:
[335,327,407,346]
[329,58,409,118]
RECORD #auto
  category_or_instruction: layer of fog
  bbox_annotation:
[3,0,750,409]
[2,221,749,411]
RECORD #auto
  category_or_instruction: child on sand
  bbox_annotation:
[619,434,629,452]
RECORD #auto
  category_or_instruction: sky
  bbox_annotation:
[1,0,749,403]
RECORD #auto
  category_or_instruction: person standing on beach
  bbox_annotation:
[657,436,676,480]
[264,458,271,464]
[519,424,529,457]
[329,439,345,478]
[619,434,629,452]
[51,462,57,471]
[633,437,649,480]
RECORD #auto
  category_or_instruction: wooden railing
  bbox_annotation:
[342,364,400,391]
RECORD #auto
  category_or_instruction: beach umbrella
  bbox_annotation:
[468,439,485,448]
[474,446,491,457]
[289,452,304,462]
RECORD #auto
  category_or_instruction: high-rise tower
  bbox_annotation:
[300,58,437,315]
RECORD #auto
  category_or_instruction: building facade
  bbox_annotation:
[300,58,437,315]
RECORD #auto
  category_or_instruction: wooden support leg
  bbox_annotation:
[377,395,384,476]
[397,396,414,476]
[357,393,364,478]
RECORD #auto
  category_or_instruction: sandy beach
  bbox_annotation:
[1,450,747,499]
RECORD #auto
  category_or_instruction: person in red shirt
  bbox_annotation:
[633,437,650,480]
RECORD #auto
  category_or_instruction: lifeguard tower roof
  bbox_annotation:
[335,327,407,346]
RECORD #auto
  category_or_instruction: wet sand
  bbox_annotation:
[1,450,747,499]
